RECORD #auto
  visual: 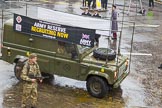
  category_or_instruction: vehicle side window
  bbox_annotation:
[65,43,78,59]
[57,41,78,59]
[57,41,66,54]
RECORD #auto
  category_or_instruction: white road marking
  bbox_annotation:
[123,24,160,28]
[121,52,152,56]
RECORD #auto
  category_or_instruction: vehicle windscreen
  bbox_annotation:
[77,45,91,54]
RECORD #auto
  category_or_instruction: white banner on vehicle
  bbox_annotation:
[37,7,111,36]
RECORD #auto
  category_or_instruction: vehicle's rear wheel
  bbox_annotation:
[86,76,109,98]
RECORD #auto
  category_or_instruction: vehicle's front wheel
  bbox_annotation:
[41,72,54,82]
[86,76,109,98]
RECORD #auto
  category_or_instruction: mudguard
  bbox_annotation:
[87,70,113,85]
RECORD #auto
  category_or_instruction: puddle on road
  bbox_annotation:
[2,72,148,108]
[3,80,126,108]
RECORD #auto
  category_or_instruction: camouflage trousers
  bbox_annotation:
[21,82,38,107]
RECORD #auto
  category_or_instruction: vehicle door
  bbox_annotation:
[55,41,79,79]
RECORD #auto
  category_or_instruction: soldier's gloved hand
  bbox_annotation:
[31,79,36,83]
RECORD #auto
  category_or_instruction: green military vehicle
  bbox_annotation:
[1,14,130,98]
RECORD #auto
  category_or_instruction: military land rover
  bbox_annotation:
[1,13,129,98]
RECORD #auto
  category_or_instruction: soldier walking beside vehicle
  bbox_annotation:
[21,53,42,108]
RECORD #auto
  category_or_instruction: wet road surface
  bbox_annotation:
[1,0,162,108]
[3,79,125,108]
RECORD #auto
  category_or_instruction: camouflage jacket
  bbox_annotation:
[20,60,41,83]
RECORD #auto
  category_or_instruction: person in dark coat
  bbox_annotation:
[81,8,91,16]
[139,8,146,16]
[101,0,105,9]
[88,0,92,9]
[92,9,101,18]
[101,0,108,10]
[105,0,108,9]
[83,0,88,7]
[111,5,118,39]
[103,0,108,9]
[92,0,96,9]
[149,0,154,8]
[92,10,101,46]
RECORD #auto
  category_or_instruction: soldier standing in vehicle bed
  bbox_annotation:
[21,53,42,108]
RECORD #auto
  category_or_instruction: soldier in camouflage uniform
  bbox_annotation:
[21,53,42,108]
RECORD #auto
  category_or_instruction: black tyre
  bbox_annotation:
[93,48,116,60]
[86,76,109,98]
[41,72,54,82]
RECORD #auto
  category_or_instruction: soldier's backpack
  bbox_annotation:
[14,57,29,80]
